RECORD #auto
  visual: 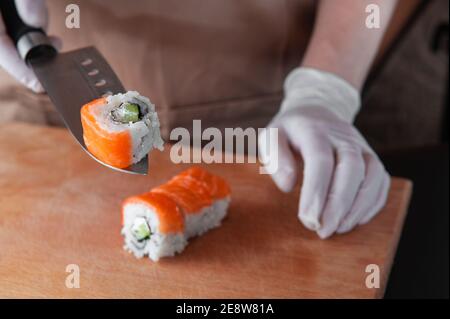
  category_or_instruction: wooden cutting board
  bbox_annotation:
[0,123,412,298]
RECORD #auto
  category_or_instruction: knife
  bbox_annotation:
[0,0,148,175]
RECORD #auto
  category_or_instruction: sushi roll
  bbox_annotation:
[121,167,231,261]
[154,167,231,238]
[80,91,164,169]
[121,192,187,261]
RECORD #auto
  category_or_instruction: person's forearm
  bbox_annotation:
[301,0,398,90]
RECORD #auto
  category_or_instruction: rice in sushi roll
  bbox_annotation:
[121,167,231,261]
[80,91,164,169]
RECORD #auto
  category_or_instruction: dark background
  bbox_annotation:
[382,146,449,298]
[358,0,449,298]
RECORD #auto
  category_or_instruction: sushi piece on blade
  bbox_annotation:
[80,91,164,169]
[121,167,231,261]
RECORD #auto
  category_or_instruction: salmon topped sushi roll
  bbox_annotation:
[80,91,164,169]
[176,167,232,232]
[153,179,214,238]
[121,192,186,261]
[121,167,231,261]
[154,168,231,238]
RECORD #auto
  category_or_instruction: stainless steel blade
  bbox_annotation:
[30,46,148,175]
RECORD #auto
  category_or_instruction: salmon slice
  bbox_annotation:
[179,167,231,199]
[80,97,132,168]
[152,181,212,214]
[170,175,212,202]
[122,192,184,234]
[152,167,230,215]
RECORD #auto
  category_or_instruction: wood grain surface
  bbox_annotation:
[0,123,412,298]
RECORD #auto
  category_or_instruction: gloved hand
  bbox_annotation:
[259,67,390,239]
[0,0,60,93]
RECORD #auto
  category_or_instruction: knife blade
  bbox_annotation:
[0,0,148,175]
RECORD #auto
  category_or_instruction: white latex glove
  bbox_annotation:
[0,0,60,93]
[259,67,390,239]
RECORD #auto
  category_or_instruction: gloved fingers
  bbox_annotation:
[352,127,377,156]
[0,36,60,93]
[0,33,44,92]
[358,172,391,225]
[316,143,365,239]
[10,0,59,51]
[258,126,298,193]
[15,0,48,30]
[329,125,375,156]
[0,0,55,94]
[336,154,385,234]
[288,129,334,231]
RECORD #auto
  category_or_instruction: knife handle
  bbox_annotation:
[0,0,56,62]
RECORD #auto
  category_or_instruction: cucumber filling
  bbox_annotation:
[111,102,141,123]
[131,217,151,242]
